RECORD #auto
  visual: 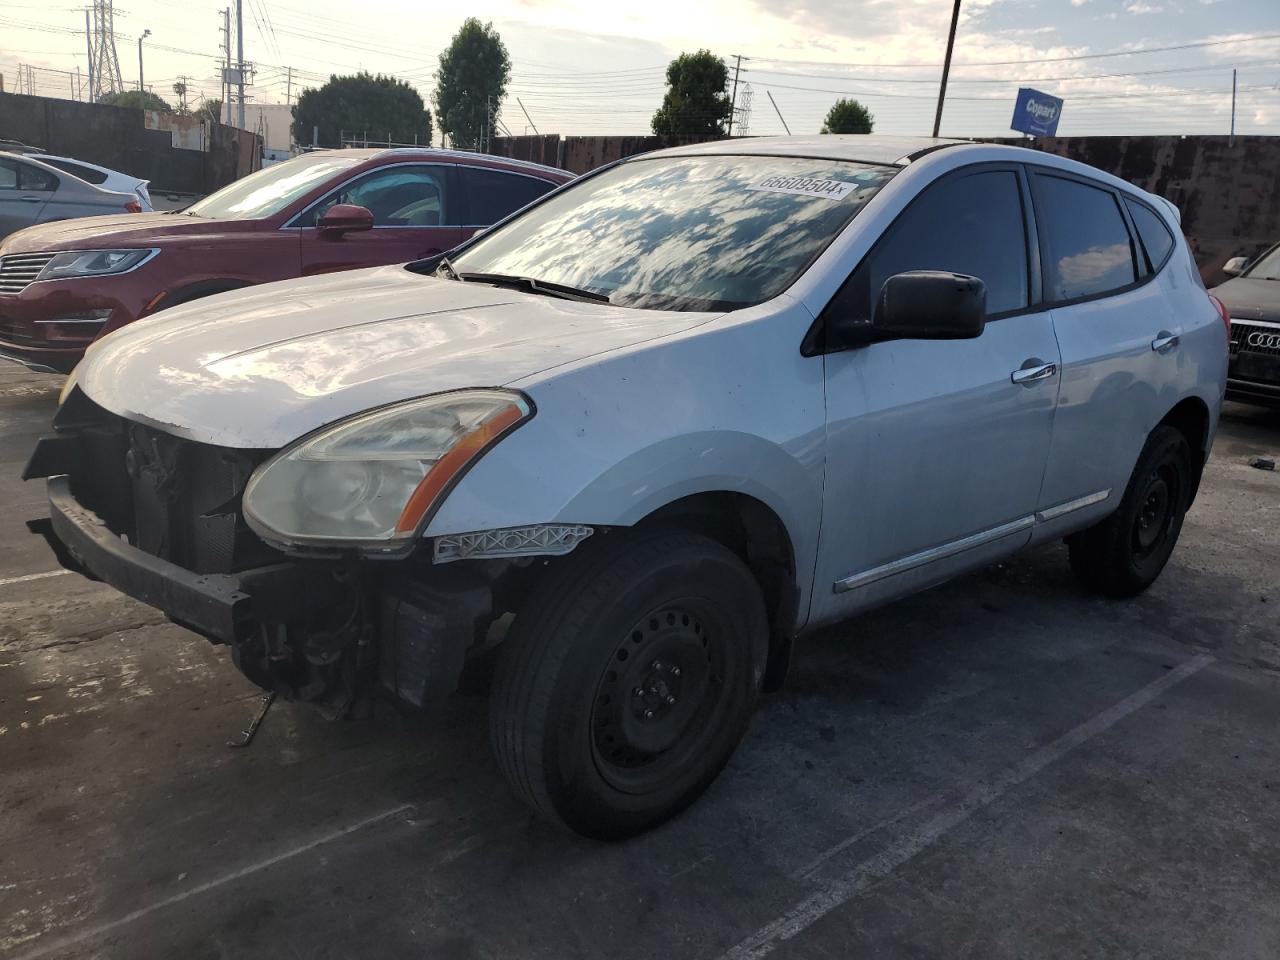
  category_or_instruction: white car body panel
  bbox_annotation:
[70,136,1226,635]
[31,154,153,210]
[78,264,722,448]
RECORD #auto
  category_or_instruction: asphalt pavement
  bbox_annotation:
[2,361,1278,960]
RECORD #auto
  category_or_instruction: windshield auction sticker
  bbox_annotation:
[746,175,857,200]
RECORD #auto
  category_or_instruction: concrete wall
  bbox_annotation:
[0,92,261,194]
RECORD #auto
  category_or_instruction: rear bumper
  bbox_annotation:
[31,474,313,644]
[1225,377,1280,407]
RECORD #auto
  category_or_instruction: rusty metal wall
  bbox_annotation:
[987,136,1278,284]
[491,134,724,174]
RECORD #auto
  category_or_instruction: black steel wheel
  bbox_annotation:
[1068,425,1193,598]
[490,527,768,840]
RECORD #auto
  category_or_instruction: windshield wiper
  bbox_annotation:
[456,271,611,304]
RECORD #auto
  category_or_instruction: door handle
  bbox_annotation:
[1011,360,1057,385]
[1151,331,1180,353]
[20,195,43,203]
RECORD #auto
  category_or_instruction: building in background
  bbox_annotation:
[222,102,294,163]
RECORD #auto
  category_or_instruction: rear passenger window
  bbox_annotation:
[17,161,58,192]
[1124,198,1175,271]
[460,169,555,225]
[44,159,109,185]
[831,169,1029,322]
[1035,175,1136,301]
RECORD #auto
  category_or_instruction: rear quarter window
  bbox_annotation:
[1124,197,1176,272]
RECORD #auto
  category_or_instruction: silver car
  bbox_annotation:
[26,136,1228,839]
[0,152,140,241]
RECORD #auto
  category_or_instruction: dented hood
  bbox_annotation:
[78,265,716,448]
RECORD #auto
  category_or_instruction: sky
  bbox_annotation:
[1,0,1278,141]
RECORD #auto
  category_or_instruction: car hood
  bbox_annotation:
[78,265,718,448]
[0,212,257,254]
[1211,276,1280,322]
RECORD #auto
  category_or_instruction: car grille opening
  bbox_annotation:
[0,315,43,346]
[1231,322,1280,358]
[0,253,56,295]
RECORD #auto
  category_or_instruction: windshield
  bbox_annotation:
[1245,245,1280,280]
[449,155,896,311]
[185,154,362,220]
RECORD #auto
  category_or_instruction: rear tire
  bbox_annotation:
[489,527,768,840]
[1067,425,1193,598]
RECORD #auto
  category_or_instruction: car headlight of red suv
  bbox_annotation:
[38,248,157,281]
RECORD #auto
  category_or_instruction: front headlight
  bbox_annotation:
[243,389,533,551]
[39,249,156,281]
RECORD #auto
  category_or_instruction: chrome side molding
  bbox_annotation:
[834,489,1110,593]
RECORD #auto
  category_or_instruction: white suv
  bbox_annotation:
[26,136,1228,839]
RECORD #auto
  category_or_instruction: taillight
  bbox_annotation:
[124,199,142,213]
[1208,293,1231,340]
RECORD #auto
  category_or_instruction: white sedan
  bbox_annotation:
[28,154,153,211]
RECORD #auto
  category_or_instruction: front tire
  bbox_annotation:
[1067,425,1194,598]
[490,527,768,840]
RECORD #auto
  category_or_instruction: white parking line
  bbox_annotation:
[721,654,1214,960]
[9,803,415,960]
[0,570,69,588]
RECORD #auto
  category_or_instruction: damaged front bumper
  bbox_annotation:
[25,411,501,712]
[30,475,316,645]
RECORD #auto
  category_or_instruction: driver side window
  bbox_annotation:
[308,165,448,227]
[829,169,1031,325]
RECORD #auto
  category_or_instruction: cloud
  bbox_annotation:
[1124,1,1163,11]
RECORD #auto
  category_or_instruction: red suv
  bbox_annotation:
[0,149,573,372]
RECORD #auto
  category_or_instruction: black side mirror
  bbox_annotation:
[873,271,986,340]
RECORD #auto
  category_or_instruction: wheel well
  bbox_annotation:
[153,279,251,314]
[637,492,798,691]
[1158,397,1210,502]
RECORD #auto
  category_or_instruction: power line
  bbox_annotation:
[746,32,1280,69]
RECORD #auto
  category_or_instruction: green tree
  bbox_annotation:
[99,90,171,112]
[651,50,732,137]
[820,98,874,134]
[196,98,222,124]
[434,19,511,151]
[291,72,432,149]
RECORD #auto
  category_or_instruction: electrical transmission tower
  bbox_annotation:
[88,0,125,100]
[735,84,753,137]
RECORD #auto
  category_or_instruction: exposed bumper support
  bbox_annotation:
[33,475,315,644]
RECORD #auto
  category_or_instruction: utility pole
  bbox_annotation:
[516,97,539,136]
[236,0,245,129]
[932,0,962,138]
[220,8,230,124]
[84,8,95,102]
[727,53,742,136]
[285,66,293,106]
[1229,68,1237,146]
[766,90,791,135]
[137,28,150,92]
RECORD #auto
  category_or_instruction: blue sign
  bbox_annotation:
[1011,87,1063,137]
